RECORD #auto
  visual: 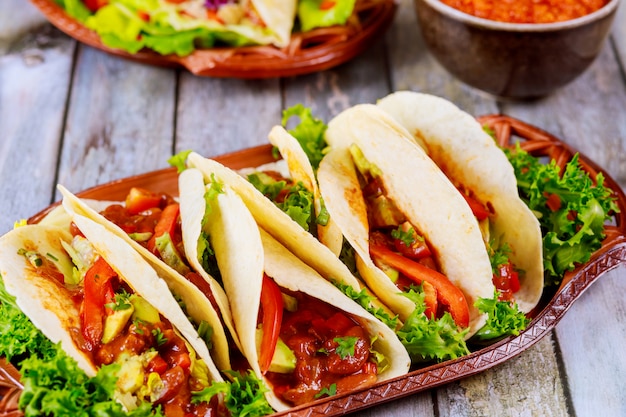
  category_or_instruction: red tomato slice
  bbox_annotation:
[459,191,490,221]
[259,275,283,374]
[125,187,162,215]
[370,242,470,328]
[81,257,118,349]
[84,0,107,12]
[493,262,521,301]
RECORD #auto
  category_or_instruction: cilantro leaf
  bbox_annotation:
[333,336,358,359]
[314,383,337,399]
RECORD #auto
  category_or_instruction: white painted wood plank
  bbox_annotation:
[555,267,626,417]
[175,75,282,157]
[55,46,178,196]
[0,0,74,234]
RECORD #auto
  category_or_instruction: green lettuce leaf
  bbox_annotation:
[281,104,328,171]
[473,291,530,341]
[297,0,357,32]
[505,145,619,286]
[395,286,469,362]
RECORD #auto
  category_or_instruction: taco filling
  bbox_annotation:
[18,232,219,416]
[257,275,381,406]
[349,144,470,329]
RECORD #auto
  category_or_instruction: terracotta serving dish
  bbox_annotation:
[414,0,620,99]
[29,0,397,78]
[2,115,626,416]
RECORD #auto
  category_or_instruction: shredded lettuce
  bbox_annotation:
[332,280,398,329]
[167,150,192,173]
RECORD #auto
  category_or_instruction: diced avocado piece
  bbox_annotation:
[269,338,297,374]
[154,233,191,276]
[102,305,134,344]
[128,232,153,242]
[130,294,161,324]
[349,144,383,179]
[281,292,298,312]
[116,353,146,394]
[255,328,296,374]
[372,257,400,283]
[369,195,406,229]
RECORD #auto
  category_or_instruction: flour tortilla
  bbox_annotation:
[319,104,495,337]
[185,151,394,320]
[377,91,543,313]
[199,181,410,411]
[0,216,223,386]
[252,0,297,47]
[58,186,232,373]
[267,125,344,256]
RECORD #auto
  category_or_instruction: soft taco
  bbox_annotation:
[317,104,496,339]
[58,185,237,372]
[0,213,224,415]
[183,153,398,331]
[194,176,410,410]
[80,0,298,56]
[377,91,543,315]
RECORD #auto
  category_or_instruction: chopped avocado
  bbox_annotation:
[269,338,296,374]
[128,232,153,242]
[116,353,149,394]
[102,305,134,344]
[255,328,296,374]
[368,195,406,229]
[154,232,191,276]
[281,292,298,312]
[372,257,400,283]
[349,144,383,179]
[130,294,161,324]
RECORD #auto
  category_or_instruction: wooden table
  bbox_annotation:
[2,1,625,416]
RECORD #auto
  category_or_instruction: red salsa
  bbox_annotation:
[440,0,609,23]
[264,286,378,406]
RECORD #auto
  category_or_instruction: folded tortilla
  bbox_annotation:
[377,91,543,313]
[318,104,495,337]
[185,152,394,319]
[267,125,344,256]
[0,214,223,409]
[197,179,410,411]
[59,185,234,372]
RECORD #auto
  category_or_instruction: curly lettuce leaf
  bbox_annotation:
[192,370,273,417]
[505,145,619,286]
[281,104,328,171]
[395,287,469,362]
[473,291,530,341]
[332,280,399,329]
[297,0,357,32]
[1,276,163,417]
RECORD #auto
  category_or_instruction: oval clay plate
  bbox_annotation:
[29,0,397,78]
[2,115,626,416]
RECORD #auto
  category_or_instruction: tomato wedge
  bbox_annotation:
[369,242,470,328]
[493,262,521,302]
[125,187,163,215]
[259,275,283,374]
[82,257,118,349]
[459,192,490,221]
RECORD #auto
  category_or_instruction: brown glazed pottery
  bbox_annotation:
[414,0,620,99]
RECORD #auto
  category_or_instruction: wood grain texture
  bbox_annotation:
[55,46,177,196]
[0,0,74,234]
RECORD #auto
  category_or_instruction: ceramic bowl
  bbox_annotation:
[414,0,620,99]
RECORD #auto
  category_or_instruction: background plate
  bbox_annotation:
[2,115,626,416]
[29,0,397,78]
